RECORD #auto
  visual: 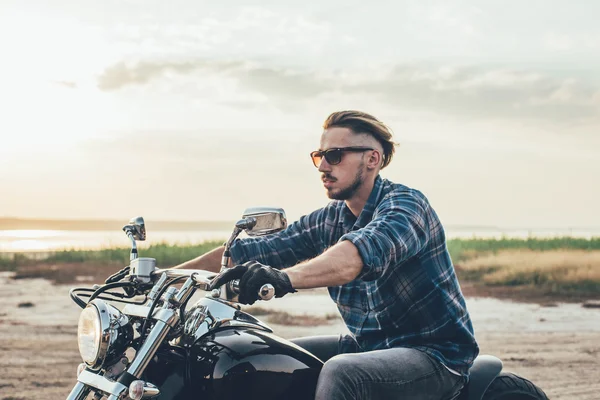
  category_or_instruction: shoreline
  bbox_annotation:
[7,260,600,305]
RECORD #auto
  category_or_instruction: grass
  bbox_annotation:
[1,237,600,298]
[0,241,224,269]
[446,236,600,262]
[455,249,600,297]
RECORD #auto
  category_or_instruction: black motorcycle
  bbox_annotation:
[66,208,548,400]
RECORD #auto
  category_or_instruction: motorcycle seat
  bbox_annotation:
[460,355,503,400]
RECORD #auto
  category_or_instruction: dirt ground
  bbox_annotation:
[0,271,599,399]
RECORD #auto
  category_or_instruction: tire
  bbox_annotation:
[482,372,548,400]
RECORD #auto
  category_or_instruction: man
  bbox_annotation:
[175,111,478,399]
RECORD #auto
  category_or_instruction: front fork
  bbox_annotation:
[66,382,90,400]
[66,274,197,399]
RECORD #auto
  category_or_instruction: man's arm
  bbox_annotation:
[285,240,362,289]
[171,246,226,273]
[286,190,431,288]
[229,211,322,269]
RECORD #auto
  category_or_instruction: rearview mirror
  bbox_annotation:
[240,207,287,236]
[123,216,146,241]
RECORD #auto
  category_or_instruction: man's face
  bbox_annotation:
[317,127,369,200]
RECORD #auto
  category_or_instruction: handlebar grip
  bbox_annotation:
[228,280,275,301]
[258,284,275,301]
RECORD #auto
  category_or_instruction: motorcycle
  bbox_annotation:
[66,208,548,400]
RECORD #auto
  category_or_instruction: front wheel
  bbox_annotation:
[482,372,548,400]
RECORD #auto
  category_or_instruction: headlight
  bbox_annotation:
[77,300,132,370]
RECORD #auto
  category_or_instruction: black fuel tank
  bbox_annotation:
[145,327,323,400]
[189,327,323,400]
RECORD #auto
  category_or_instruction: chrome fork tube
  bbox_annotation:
[127,279,196,376]
[127,319,175,377]
[65,382,90,400]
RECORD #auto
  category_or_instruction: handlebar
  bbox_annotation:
[151,269,216,291]
[150,269,275,301]
[230,279,275,301]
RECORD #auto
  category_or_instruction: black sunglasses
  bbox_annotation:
[310,147,374,168]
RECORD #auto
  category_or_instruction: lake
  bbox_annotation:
[1,227,597,254]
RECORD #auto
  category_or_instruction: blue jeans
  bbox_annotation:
[291,335,465,400]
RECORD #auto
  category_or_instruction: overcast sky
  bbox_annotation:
[0,0,598,228]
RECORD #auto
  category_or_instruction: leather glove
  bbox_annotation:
[210,261,296,305]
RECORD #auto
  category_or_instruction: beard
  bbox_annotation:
[326,163,364,200]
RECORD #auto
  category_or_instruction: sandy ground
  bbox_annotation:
[0,272,599,399]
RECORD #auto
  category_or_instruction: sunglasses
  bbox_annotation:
[310,147,374,168]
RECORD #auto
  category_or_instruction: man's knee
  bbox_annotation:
[318,353,360,389]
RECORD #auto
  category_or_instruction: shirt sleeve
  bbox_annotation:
[229,209,323,269]
[339,190,431,281]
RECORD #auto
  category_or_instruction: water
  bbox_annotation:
[0,228,597,254]
[0,229,232,253]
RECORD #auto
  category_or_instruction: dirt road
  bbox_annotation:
[1,274,599,399]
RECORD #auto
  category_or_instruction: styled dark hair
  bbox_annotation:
[323,110,397,169]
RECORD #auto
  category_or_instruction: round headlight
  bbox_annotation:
[77,306,101,364]
[77,300,132,370]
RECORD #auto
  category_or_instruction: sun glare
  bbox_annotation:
[4,240,52,252]
[0,230,63,239]
[0,11,115,155]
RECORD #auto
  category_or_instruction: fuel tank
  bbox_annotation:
[144,297,324,400]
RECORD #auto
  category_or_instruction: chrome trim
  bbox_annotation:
[125,231,138,261]
[121,305,177,326]
[148,273,168,302]
[162,287,178,306]
[127,320,173,377]
[122,304,152,318]
[76,369,128,397]
[222,226,243,270]
[65,381,90,400]
[258,283,275,301]
[148,268,215,291]
[175,297,272,346]
[130,381,160,399]
[241,207,287,236]
[123,216,146,241]
[82,300,130,370]
[174,276,197,304]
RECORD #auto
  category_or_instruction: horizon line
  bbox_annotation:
[0,217,599,232]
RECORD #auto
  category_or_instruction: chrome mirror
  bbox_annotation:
[240,207,287,236]
[123,216,146,241]
[217,207,287,299]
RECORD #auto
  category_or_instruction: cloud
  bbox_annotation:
[347,66,599,122]
[97,60,244,91]
[96,60,600,123]
[53,80,78,89]
[544,32,600,51]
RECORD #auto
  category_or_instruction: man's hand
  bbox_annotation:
[210,261,296,305]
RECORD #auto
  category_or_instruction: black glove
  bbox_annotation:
[210,261,296,305]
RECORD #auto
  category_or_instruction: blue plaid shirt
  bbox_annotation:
[230,175,479,375]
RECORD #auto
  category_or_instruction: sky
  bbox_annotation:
[0,0,598,229]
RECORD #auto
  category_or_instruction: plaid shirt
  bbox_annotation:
[230,175,479,376]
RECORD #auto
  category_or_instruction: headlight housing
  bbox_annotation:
[77,299,132,370]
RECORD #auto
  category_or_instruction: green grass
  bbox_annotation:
[0,253,31,271]
[2,237,600,298]
[0,241,224,269]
